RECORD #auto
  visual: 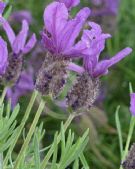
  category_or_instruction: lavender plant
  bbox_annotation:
[0,0,135,168]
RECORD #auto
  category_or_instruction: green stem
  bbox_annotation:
[41,114,75,169]
[120,116,135,169]
[0,153,3,169]
[0,87,7,105]
[13,99,45,169]
[4,90,38,166]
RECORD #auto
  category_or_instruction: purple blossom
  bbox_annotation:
[0,1,6,14]
[6,68,34,108]
[68,22,132,78]
[0,37,8,75]
[9,10,33,24]
[130,93,135,116]
[91,0,120,16]
[42,2,90,58]
[55,0,80,9]
[0,16,36,55]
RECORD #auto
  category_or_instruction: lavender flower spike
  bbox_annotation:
[82,22,132,78]
[130,93,135,116]
[0,17,36,55]
[0,1,6,14]
[6,68,34,108]
[0,37,8,75]
[55,0,80,9]
[42,2,90,58]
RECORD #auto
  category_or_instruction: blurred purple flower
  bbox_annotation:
[91,0,120,16]
[68,22,132,78]
[55,0,80,9]
[9,10,33,24]
[6,68,34,108]
[0,16,36,85]
[0,37,8,75]
[0,16,36,55]
[42,2,90,58]
[0,1,6,14]
[130,93,135,116]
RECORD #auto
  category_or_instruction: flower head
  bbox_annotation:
[42,2,90,58]
[130,93,135,116]
[0,37,8,75]
[81,22,132,78]
[6,68,34,108]
[55,0,80,9]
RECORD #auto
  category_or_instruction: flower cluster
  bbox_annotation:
[0,0,133,111]
[35,0,132,111]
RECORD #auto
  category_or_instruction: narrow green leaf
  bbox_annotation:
[115,106,123,158]
[51,132,58,169]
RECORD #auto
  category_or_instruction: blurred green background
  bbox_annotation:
[4,0,135,168]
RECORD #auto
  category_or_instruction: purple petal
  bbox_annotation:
[67,62,85,74]
[60,7,90,53]
[12,20,29,54]
[56,0,80,9]
[0,1,6,14]
[44,2,68,52]
[63,40,89,58]
[0,36,8,75]
[82,22,111,65]
[0,16,16,46]
[23,34,37,54]
[130,93,135,116]
[93,47,132,77]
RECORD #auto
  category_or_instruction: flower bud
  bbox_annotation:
[36,52,69,98]
[66,72,100,111]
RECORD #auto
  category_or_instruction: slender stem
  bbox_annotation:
[0,153,3,169]
[13,99,45,169]
[41,114,75,169]
[0,87,7,105]
[4,90,38,166]
[120,116,135,169]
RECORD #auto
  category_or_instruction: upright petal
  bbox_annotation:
[44,2,68,51]
[23,34,37,54]
[0,16,16,46]
[130,93,135,116]
[12,20,29,54]
[93,47,132,77]
[56,0,80,9]
[60,7,90,53]
[82,22,111,70]
[0,37,8,75]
